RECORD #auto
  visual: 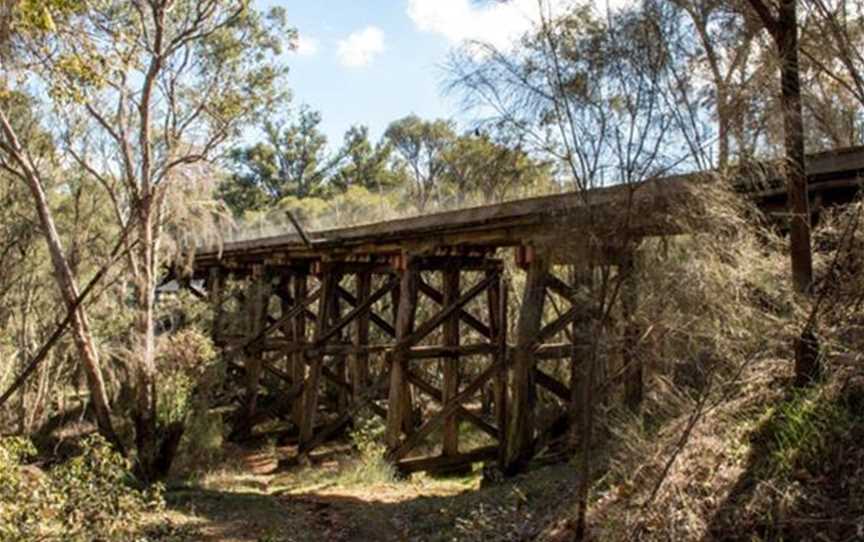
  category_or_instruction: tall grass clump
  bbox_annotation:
[338,408,397,486]
[575,180,803,539]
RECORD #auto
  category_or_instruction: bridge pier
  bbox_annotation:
[197,243,642,475]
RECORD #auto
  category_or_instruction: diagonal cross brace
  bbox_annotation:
[417,279,492,339]
[386,360,504,461]
[394,272,499,352]
[337,286,397,337]
[229,287,322,353]
[283,276,399,357]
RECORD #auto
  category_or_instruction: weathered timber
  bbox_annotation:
[406,370,499,439]
[238,268,270,438]
[387,360,504,462]
[405,344,497,359]
[299,269,339,446]
[276,275,297,417]
[396,273,498,350]
[385,261,419,450]
[504,252,548,474]
[281,276,399,357]
[228,287,322,352]
[352,272,372,400]
[188,147,864,475]
[488,270,508,464]
[443,267,461,457]
[331,283,348,415]
[209,267,225,343]
[292,274,308,427]
[535,368,572,402]
[397,445,499,474]
[418,279,492,338]
[621,254,642,413]
[337,286,397,337]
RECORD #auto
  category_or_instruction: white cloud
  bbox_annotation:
[407,0,629,51]
[337,26,385,68]
[407,0,542,51]
[294,34,319,57]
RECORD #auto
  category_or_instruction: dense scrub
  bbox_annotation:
[0,435,166,541]
[537,197,864,541]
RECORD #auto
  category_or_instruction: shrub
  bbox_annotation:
[0,434,165,541]
[339,408,396,485]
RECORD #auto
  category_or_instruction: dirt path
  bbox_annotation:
[154,459,578,541]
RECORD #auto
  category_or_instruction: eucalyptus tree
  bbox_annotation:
[441,130,553,205]
[671,0,769,167]
[384,115,457,211]
[0,3,123,447]
[801,0,864,147]
[330,125,398,194]
[223,107,334,216]
[11,0,293,479]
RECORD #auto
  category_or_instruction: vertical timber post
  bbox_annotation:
[504,248,548,474]
[240,265,270,438]
[277,272,296,416]
[487,268,508,464]
[352,272,372,400]
[385,256,418,451]
[300,265,338,449]
[442,267,460,457]
[208,267,225,345]
[621,253,642,413]
[331,276,348,415]
[292,272,308,429]
[569,264,593,436]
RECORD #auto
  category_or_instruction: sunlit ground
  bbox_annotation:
[148,439,578,542]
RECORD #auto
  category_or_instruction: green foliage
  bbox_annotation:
[756,388,858,478]
[330,125,399,193]
[0,435,164,541]
[339,409,396,486]
[11,0,83,34]
[155,329,219,427]
[384,115,456,210]
[155,327,228,477]
[222,107,334,214]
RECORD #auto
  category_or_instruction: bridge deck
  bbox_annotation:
[193,145,864,269]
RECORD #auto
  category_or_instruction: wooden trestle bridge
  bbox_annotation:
[184,146,864,475]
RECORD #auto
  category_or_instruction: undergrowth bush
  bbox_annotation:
[547,188,864,541]
[0,434,164,541]
[155,328,228,477]
[340,408,396,485]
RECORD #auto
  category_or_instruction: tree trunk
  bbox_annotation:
[0,125,121,448]
[745,0,820,385]
[776,0,822,384]
[134,200,160,480]
[777,0,813,296]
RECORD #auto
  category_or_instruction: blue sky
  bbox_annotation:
[257,0,565,149]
